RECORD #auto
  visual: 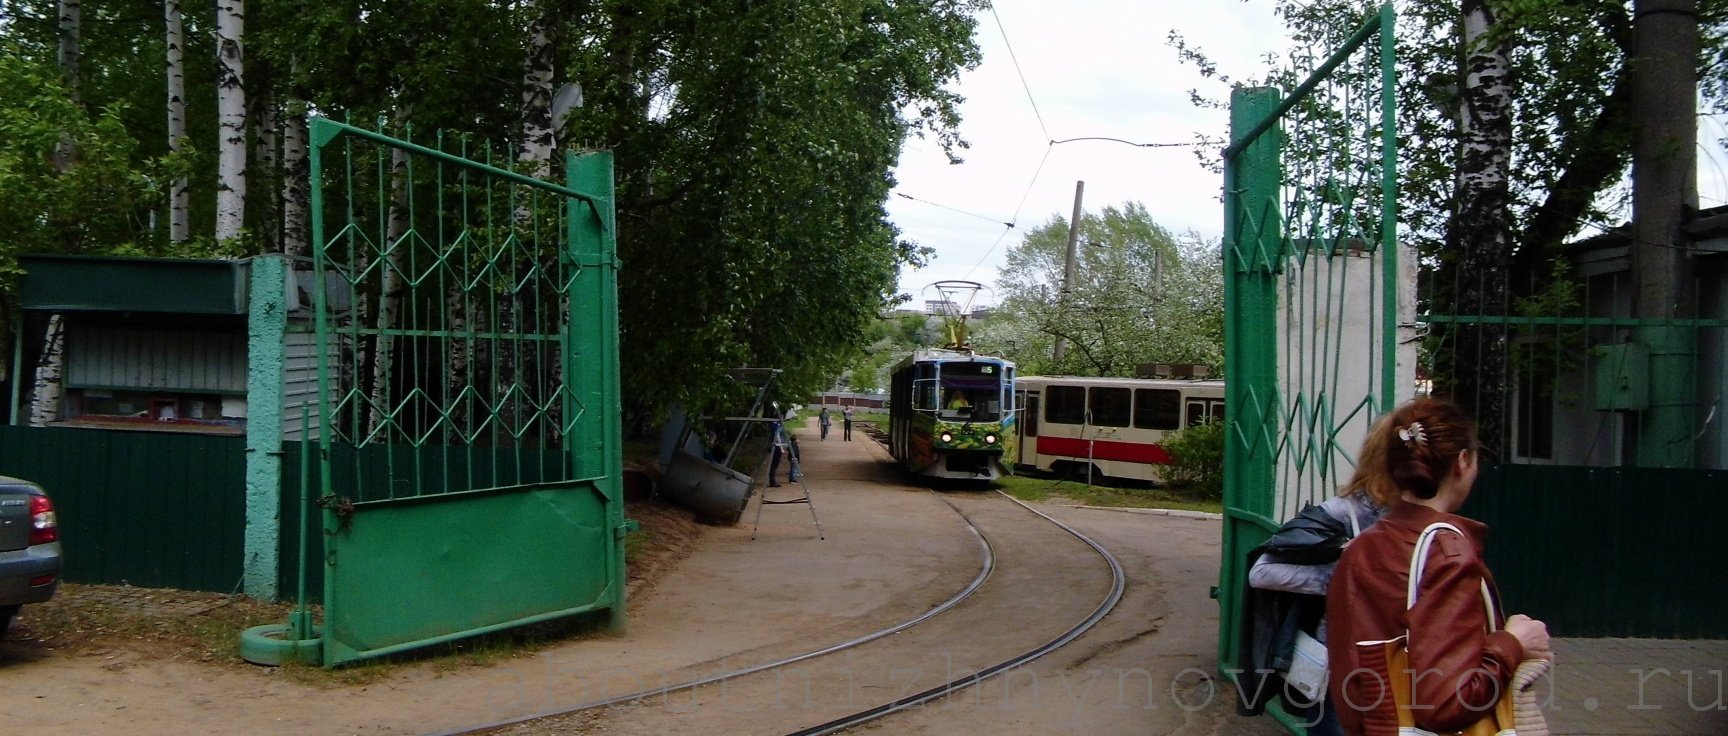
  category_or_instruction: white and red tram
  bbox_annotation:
[1013,376,1224,483]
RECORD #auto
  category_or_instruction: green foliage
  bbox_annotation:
[1175,0,1728,282]
[0,0,985,420]
[975,202,1223,377]
[0,47,189,273]
[1160,420,1225,500]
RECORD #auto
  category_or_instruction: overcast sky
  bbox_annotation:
[885,0,1284,306]
[887,0,1728,307]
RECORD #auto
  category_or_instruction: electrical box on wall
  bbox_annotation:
[1594,343,1649,411]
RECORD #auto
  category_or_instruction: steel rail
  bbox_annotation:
[425,485,997,736]
[779,489,1127,736]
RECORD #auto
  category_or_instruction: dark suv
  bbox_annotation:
[0,477,61,638]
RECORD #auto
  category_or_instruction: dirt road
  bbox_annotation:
[0,422,1277,735]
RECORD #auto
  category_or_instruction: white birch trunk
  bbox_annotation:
[518,0,556,179]
[1451,0,1516,456]
[29,316,66,427]
[500,1,556,442]
[166,0,189,243]
[58,0,80,95]
[368,145,411,434]
[281,101,309,257]
[252,99,279,250]
[55,0,81,172]
[215,0,247,243]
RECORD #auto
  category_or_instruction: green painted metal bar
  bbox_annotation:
[309,118,604,208]
[1419,315,1728,328]
[9,312,22,426]
[566,149,627,631]
[1222,7,1386,158]
[1218,86,1282,672]
[1377,1,1399,413]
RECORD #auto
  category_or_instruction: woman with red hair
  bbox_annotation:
[1325,398,1551,734]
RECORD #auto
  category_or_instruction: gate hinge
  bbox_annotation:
[316,494,355,518]
[616,519,640,538]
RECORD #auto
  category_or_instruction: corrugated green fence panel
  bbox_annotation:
[321,483,611,664]
[1463,465,1728,639]
[278,442,324,603]
[0,425,245,591]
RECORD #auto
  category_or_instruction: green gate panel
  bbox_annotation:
[322,483,612,665]
[292,117,625,667]
[1463,465,1728,639]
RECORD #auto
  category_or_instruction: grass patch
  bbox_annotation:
[994,473,1222,514]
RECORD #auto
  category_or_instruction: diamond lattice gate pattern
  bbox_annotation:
[303,118,624,667]
[1215,3,1415,728]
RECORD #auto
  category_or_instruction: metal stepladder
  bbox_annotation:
[751,422,825,540]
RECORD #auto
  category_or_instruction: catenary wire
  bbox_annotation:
[990,4,1051,142]
[963,142,1053,281]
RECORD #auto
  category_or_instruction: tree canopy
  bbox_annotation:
[975,202,1223,378]
[0,0,988,418]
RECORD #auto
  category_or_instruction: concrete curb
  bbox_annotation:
[1057,504,1223,520]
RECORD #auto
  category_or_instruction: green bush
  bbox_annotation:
[1162,420,1225,500]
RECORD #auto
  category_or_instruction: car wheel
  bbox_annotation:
[0,605,19,639]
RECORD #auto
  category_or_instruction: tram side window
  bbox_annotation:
[1209,400,1225,423]
[1045,385,1086,425]
[1134,389,1181,430]
[1089,387,1131,427]
[1185,400,1208,427]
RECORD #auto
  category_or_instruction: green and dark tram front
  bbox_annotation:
[889,351,1016,480]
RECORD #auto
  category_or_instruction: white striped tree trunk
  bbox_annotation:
[166,0,189,243]
[215,0,247,243]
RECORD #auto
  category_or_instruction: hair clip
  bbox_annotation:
[1397,422,1427,447]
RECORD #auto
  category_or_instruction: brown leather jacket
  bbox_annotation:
[1324,502,1524,735]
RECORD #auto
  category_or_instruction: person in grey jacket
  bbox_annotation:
[1249,492,1384,595]
[1244,489,1384,736]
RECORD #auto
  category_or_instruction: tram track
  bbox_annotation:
[430,425,1124,736]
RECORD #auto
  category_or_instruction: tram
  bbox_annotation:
[1013,376,1224,484]
[887,348,1017,481]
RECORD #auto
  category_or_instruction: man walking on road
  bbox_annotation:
[819,407,832,441]
[842,406,854,441]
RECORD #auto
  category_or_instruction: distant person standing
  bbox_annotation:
[819,407,832,441]
[842,406,854,441]
[766,416,788,487]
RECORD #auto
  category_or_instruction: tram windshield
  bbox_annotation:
[937,362,1003,421]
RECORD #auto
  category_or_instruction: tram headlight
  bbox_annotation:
[940,432,954,443]
[984,433,997,445]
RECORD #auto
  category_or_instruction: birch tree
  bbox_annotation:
[215,0,246,244]
[166,0,189,243]
[1447,0,1516,456]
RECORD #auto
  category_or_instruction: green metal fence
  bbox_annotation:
[0,425,246,592]
[298,117,625,666]
[1461,465,1727,639]
[1217,4,1403,731]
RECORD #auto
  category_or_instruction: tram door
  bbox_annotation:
[1015,390,1039,468]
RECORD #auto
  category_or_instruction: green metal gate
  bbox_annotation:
[1216,4,1407,729]
[300,117,625,666]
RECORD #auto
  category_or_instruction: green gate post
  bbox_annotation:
[244,255,289,600]
[566,149,628,631]
[1218,86,1283,671]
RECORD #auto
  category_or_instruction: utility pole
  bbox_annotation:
[1631,0,1699,467]
[1052,180,1085,364]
